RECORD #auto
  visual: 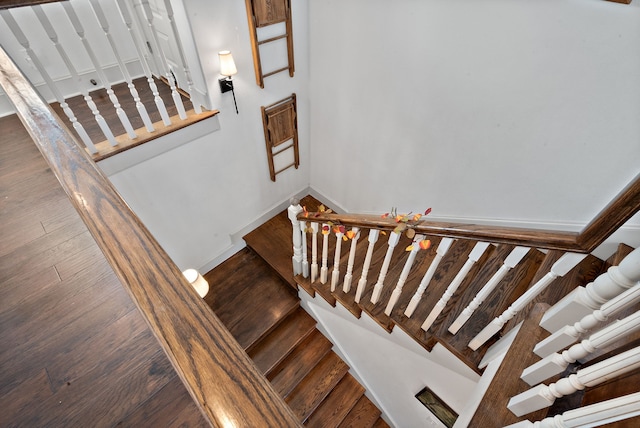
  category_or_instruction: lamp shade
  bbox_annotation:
[218,50,237,77]
[183,269,209,298]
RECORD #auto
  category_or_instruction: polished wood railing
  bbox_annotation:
[0,45,300,428]
[300,174,640,253]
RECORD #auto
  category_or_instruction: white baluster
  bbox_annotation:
[162,0,202,113]
[50,3,135,141]
[320,224,330,284]
[355,229,380,303]
[343,228,360,293]
[505,391,640,428]
[469,253,588,351]
[115,0,171,126]
[404,238,454,318]
[310,223,319,283]
[331,229,344,292]
[534,283,640,357]
[507,345,640,417]
[385,235,425,316]
[522,309,640,386]
[540,247,640,333]
[370,231,401,304]
[0,10,97,154]
[88,0,154,132]
[449,246,531,334]
[422,242,490,331]
[140,0,187,119]
[287,202,303,276]
[300,220,309,278]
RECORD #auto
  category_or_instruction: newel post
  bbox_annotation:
[288,199,304,277]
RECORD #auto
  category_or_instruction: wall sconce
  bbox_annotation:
[182,269,209,298]
[218,50,238,114]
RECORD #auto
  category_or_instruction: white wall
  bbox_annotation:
[99,0,311,272]
[309,0,640,231]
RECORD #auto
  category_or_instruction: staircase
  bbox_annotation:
[236,194,640,427]
[203,247,389,427]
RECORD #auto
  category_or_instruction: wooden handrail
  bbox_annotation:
[0,47,300,427]
[300,174,640,253]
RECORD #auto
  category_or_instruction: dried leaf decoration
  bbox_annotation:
[405,245,415,252]
[321,225,330,235]
[419,240,432,250]
[345,230,356,240]
[393,223,407,234]
[406,228,416,239]
[302,206,309,218]
[424,208,432,216]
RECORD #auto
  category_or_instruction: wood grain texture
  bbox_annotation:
[0,112,205,427]
[338,395,381,428]
[304,374,364,428]
[0,45,300,427]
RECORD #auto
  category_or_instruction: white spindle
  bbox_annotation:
[89,0,154,133]
[534,283,640,357]
[522,309,640,386]
[343,228,360,293]
[115,0,171,126]
[540,247,640,333]
[0,10,97,154]
[50,3,135,141]
[300,220,309,278]
[468,253,587,351]
[310,222,319,283]
[404,238,454,318]
[320,224,330,284]
[507,345,640,417]
[370,231,401,304]
[331,229,344,291]
[385,235,424,316]
[449,246,531,334]
[140,0,187,119]
[21,7,116,146]
[162,0,202,113]
[355,229,380,303]
[422,242,490,332]
[505,391,640,428]
[287,202,303,276]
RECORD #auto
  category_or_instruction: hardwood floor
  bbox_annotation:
[0,114,206,427]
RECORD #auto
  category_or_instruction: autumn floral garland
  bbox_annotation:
[301,205,433,252]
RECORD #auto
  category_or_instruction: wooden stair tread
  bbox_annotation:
[304,374,365,428]
[370,418,390,428]
[285,351,350,422]
[389,239,481,344]
[431,244,545,371]
[338,395,382,428]
[268,329,334,397]
[203,248,299,350]
[244,195,329,291]
[248,307,317,376]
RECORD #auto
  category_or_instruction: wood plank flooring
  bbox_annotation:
[0,114,206,427]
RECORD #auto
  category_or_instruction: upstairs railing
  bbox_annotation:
[290,176,640,425]
[0,44,300,427]
[0,0,214,160]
